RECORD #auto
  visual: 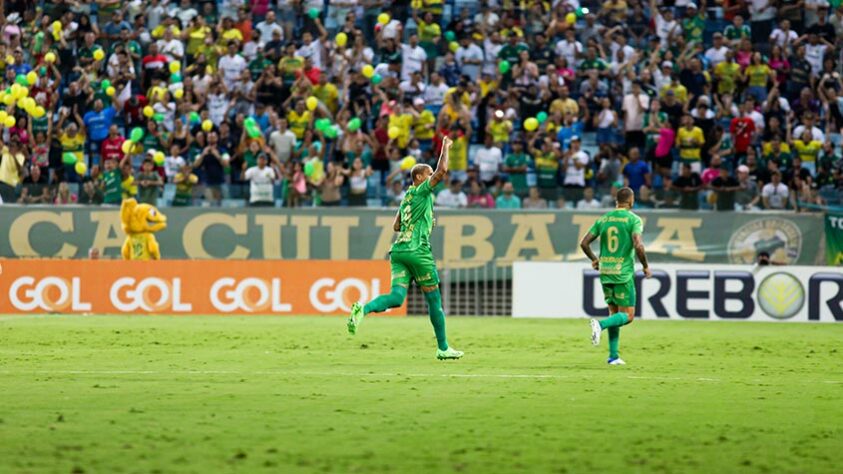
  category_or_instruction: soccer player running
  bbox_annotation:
[579,187,651,365]
[347,136,463,360]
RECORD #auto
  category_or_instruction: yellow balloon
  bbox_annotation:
[306,96,318,111]
[52,20,62,32]
[154,151,166,165]
[377,13,390,25]
[202,120,213,132]
[75,161,87,175]
[31,106,45,118]
[16,86,28,99]
[400,156,417,171]
[174,89,184,99]
[93,49,105,61]
[4,55,13,65]
[169,61,181,74]
[16,97,26,109]
[388,126,400,139]
[449,41,459,53]
[335,32,348,47]
[122,140,134,154]
[565,12,577,25]
[44,52,56,63]
[0,111,7,123]
[523,117,539,131]
[3,95,14,106]
[143,106,155,118]
[26,71,37,85]
[23,97,35,110]
[106,86,116,97]
[361,64,375,78]
[4,116,16,128]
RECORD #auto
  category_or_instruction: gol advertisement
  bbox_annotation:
[0,259,404,316]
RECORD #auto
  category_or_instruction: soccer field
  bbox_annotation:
[1,315,841,474]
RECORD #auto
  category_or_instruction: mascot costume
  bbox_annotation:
[120,198,167,260]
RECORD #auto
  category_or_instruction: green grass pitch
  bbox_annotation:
[1,315,841,473]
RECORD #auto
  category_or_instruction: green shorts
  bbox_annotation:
[601,279,636,308]
[390,250,439,288]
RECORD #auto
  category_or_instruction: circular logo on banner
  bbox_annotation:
[728,218,802,265]
[756,272,805,319]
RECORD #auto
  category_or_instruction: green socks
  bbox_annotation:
[423,289,448,351]
[608,327,620,359]
[599,312,629,330]
[363,286,407,315]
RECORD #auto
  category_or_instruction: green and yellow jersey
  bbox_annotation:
[588,208,644,284]
[392,179,435,254]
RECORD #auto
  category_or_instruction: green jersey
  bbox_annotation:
[392,179,435,253]
[588,208,644,284]
[102,169,123,204]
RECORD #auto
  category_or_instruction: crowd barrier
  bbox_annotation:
[0,259,403,316]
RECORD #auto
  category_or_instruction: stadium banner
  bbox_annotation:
[513,262,843,323]
[0,207,825,267]
[825,213,843,266]
[0,259,404,316]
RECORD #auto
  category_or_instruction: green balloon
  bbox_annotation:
[170,73,182,83]
[247,125,262,138]
[537,111,548,123]
[444,31,456,42]
[304,160,315,177]
[324,125,338,139]
[189,111,200,123]
[62,152,78,165]
[130,127,144,142]
[15,74,27,86]
[153,113,165,122]
[101,79,111,91]
[308,7,320,19]
[371,73,383,85]
[498,60,510,74]
[347,117,362,132]
[315,118,331,132]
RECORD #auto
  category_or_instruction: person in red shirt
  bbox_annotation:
[729,101,756,162]
[141,43,168,89]
[100,125,126,163]
[301,56,321,85]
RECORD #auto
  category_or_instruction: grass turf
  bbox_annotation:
[0,315,841,474]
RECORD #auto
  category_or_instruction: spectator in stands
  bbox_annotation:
[577,187,602,210]
[244,153,276,207]
[763,171,791,209]
[674,163,703,210]
[436,178,468,208]
[495,182,521,209]
[466,180,495,209]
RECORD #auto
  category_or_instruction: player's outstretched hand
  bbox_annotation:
[643,267,653,279]
[442,135,453,148]
[591,259,599,271]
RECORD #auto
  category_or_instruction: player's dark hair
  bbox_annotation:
[617,187,634,204]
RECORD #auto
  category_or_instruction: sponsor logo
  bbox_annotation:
[309,278,382,312]
[728,218,801,265]
[9,276,91,312]
[110,277,192,312]
[757,272,805,319]
[209,278,292,313]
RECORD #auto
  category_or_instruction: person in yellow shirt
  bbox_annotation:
[714,52,741,95]
[744,52,773,103]
[446,121,471,182]
[486,110,513,147]
[389,104,415,150]
[660,75,688,103]
[151,17,182,39]
[414,11,442,65]
[549,86,579,116]
[791,130,822,175]
[278,44,304,84]
[0,137,25,203]
[313,72,339,114]
[218,17,244,47]
[183,16,212,60]
[287,100,312,140]
[675,114,705,173]
[411,97,436,148]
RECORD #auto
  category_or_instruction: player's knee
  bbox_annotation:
[387,287,408,307]
[625,313,635,325]
[420,285,438,294]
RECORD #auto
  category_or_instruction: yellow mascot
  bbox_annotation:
[120,198,167,260]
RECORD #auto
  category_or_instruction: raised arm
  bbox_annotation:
[633,233,651,277]
[429,135,452,188]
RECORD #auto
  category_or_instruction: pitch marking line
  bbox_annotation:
[0,369,725,382]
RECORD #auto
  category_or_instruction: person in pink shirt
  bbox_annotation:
[466,179,495,208]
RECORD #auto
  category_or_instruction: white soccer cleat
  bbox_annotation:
[607,358,626,365]
[590,319,601,346]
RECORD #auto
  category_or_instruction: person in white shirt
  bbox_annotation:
[804,33,831,76]
[622,81,650,150]
[793,113,826,142]
[156,28,184,63]
[145,0,166,31]
[769,20,799,49]
[704,33,730,67]
[423,72,450,107]
[475,135,503,185]
[805,0,831,28]
[172,0,198,26]
[217,41,246,90]
[255,11,284,46]
[269,117,297,163]
[482,33,503,76]
[164,145,186,181]
[296,27,327,70]
[555,29,582,70]
[762,172,790,209]
[435,179,468,208]
[576,187,602,210]
[563,137,590,202]
[650,1,680,47]
[401,35,427,81]
[455,37,484,81]
[244,153,277,206]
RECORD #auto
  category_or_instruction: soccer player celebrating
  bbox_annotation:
[579,187,651,365]
[347,136,463,360]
